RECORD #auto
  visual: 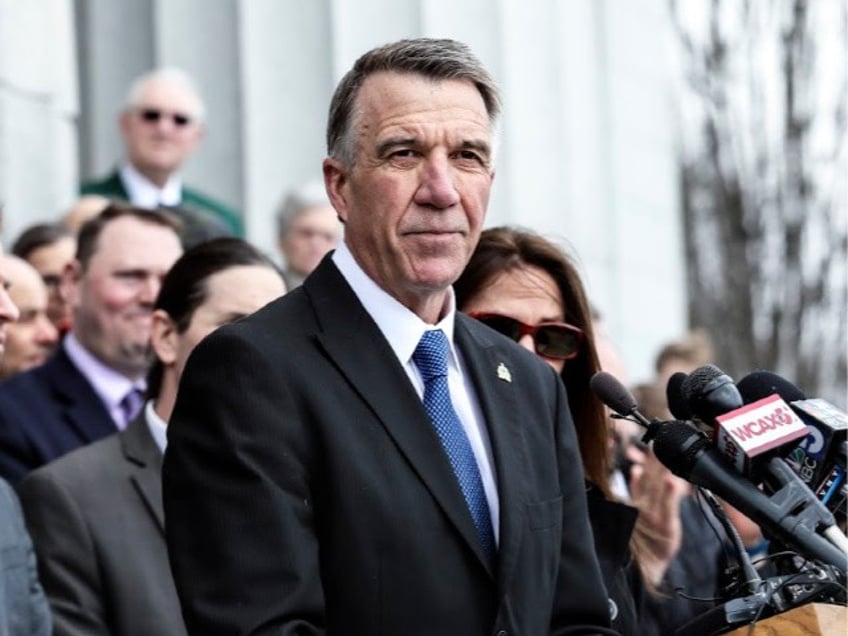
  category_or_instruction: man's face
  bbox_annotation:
[324,72,494,322]
[120,78,204,181]
[0,272,20,359]
[68,216,183,378]
[25,235,76,330]
[0,257,58,379]
[279,205,341,277]
[171,264,287,381]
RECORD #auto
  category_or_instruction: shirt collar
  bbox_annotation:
[63,333,147,412]
[145,401,167,454]
[120,163,182,208]
[331,241,460,370]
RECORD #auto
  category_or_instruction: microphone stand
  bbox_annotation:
[696,487,764,596]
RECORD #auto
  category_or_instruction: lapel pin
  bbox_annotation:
[497,362,512,383]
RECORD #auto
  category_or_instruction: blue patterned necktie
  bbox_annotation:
[412,329,496,561]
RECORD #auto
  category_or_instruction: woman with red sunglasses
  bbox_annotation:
[455,226,663,636]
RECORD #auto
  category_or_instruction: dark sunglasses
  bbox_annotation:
[137,108,193,127]
[468,312,584,361]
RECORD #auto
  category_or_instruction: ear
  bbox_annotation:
[150,310,179,366]
[323,157,349,224]
[61,260,83,309]
[118,110,133,142]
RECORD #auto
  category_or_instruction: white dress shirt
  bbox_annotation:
[145,401,168,454]
[119,163,182,208]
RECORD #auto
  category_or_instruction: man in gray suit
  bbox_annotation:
[0,258,51,635]
[17,238,286,636]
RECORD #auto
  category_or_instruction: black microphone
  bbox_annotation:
[737,370,805,402]
[680,364,744,425]
[589,371,660,439]
[666,371,692,420]
[682,365,809,479]
[651,420,846,570]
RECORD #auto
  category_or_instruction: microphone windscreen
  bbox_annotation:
[666,372,692,420]
[680,364,727,402]
[589,371,636,416]
[651,420,709,478]
[737,370,807,404]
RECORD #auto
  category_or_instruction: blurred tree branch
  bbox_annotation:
[671,0,847,404]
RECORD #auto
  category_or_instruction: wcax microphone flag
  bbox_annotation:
[715,394,810,475]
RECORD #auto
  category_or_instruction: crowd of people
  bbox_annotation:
[0,37,751,635]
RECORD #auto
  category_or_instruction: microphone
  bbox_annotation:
[680,365,809,479]
[737,371,847,483]
[589,371,659,439]
[665,371,692,421]
[737,371,848,521]
[651,420,846,570]
[680,364,744,424]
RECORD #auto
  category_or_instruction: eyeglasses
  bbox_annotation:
[467,312,584,360]
[136,108,193,127]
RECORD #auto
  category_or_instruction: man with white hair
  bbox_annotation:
[275,179,342,290]
[81,67,241,245]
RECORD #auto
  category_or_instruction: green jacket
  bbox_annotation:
[80,169,244,236]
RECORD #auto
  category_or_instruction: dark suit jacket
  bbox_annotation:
[0,345,117,483]
[17,414,187,636]
[163,257,618,635]
[81,169,243,240]
[585,484,646,636]
[0,479,50,636]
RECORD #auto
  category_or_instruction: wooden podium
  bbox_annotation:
[724,603,847,635]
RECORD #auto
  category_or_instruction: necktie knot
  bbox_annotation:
[119,387,145,427]
[412,330,449,382]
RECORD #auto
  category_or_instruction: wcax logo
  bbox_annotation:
[715,394,809,473]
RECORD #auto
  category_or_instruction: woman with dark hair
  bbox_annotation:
[455,226,672,636]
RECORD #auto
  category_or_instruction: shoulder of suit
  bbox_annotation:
[23,433,122,489]
[181,186,242,230]
[80,170,124,196]
[0,351,80,402]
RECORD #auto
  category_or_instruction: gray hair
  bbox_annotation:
[326,38,501,168]
[124,67,206,122]
[276,179,332,237]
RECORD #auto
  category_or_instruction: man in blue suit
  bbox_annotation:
[0,257,51,634]
[0,203,183,483]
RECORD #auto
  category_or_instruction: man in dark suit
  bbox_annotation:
[80,67,242,242]
[0,204,183,483]
[163,38,617,635]
[0,258,51,635]
[17,238,286,636]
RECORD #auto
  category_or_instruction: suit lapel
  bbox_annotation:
[121,415,165,532]
[454,315,527,589]
[45,348,118,443]
[305,261,493,573]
